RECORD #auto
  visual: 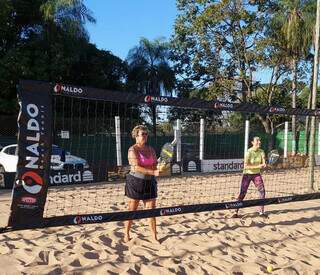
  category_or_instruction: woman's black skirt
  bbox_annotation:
[125,174,157,200]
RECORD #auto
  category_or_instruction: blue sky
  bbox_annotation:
[84,1,271,83]
[84,0,177,60]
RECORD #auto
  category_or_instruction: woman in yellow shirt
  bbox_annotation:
[234,136,267,218]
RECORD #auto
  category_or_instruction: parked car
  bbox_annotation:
[0,144,89,173]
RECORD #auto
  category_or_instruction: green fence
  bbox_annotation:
[1,129,318,167]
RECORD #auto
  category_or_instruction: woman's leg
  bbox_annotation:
[235,174,251,215]
[124,199,140,242]
[253,174,265,214]
[143,199,158,242]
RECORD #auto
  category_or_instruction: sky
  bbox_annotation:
[84,0,177,61]
[84,1,271,84]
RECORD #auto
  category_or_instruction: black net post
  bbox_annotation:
[8,80,53,228]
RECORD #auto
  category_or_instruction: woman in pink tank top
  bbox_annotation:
[124,125,160,243]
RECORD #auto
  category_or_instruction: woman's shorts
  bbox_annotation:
[125,174,157,200]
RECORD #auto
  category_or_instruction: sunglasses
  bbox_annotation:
[140,132,148,136]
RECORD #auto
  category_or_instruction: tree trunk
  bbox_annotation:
[256,114,273,151]
[291,59,297,156]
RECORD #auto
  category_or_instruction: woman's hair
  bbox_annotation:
[131,125,149,139]
[250,136,260,142]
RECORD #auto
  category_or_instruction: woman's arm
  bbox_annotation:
[128,147,159,176]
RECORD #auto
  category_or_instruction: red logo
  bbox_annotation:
[269,106,285,113]
[144,95,152,103]
[73,216,82,224]
[21,196,37,204]
[54,84,62,93]
[20,171,43,194]
[213,102,233,109]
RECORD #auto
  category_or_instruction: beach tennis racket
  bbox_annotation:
[267,150,280,166]
[157,142,175,172]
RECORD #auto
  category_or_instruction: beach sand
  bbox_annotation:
[1,171,320,274]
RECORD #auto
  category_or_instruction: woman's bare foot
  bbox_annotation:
[151,236,161,244]
[124,235,131,243]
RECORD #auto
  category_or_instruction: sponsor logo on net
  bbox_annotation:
[17,171,44,194]
[73,215,103,224]
[54,83,83,94]
[160,207,182,216]
[25,103,45,169]
[144,95,168,103]
[225,201,243,209]
[20,196,37,204]
[269,106,286,113]
[213,102,234,110]
[50,170,94,185]
[277,196,293,203]
[20,102,47,195]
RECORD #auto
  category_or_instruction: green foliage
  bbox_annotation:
[126,37,175,96]
[0,0,126,116]
[172,0,266,101]
[126,37,176,135]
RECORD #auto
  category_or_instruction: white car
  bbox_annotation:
[0,144,89,173]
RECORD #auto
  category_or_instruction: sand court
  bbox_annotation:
[1,168,320,274]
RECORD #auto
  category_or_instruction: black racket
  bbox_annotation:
[158,142,175,164]
[267,150,280,166]
[157,142,175,172]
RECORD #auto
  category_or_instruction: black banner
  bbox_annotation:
[8,81,52,227]
[2,192,320,232]
[16,80,320,116]
[51,81,319,117]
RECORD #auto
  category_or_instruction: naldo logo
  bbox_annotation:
[54,83,83,94]
[50,170,94,185]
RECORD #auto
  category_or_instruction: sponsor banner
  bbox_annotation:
[49,170,94,186]
[54,83,84,95]
[213,102,234,110]
[183,159,201,173]
[201,159,244,173]
[171,162,182,175]
[160,207,182,216]
[73,215,103,224]
[38,192,320,230]
[48,81,314,117]
[268,106,286,114]
[144,95,168,104]
[8,80,52,227]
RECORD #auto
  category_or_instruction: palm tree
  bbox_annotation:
[126,37,176,137]
[39,0,95,80]
[277,0,315,155]
[40,0,95,37]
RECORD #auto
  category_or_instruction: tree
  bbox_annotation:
[171,0,268,101]
[171,0,284,149]
[0,0,129,142]
[270,0,316,154]
[126,37,176,136]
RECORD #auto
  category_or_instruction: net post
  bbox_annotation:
[115,116,122,167]
[199,118,205,160]
[308,0,320,191]
[309,116,317,191]
[284,121,289,159]
[8,80,53,228]
[244,117,250,156]
[175,119,181,162]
